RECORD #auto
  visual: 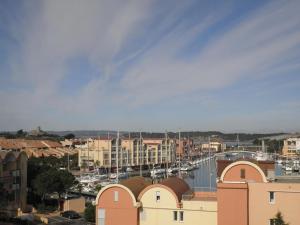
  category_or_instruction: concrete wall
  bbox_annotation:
[63,197,85,213]
[249,182,300,225]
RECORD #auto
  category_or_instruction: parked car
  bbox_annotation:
[61,210,81,219]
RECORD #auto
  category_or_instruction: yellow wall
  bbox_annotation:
[249,182,300,225]
[140,187,179,225]
[181,200,217,225]
[140,187,217,225]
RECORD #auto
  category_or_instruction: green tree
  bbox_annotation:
[270,212,289,225]
[0,182,9,208]
[64,133,75,139]
[33,168,76,200]
[84,202,95,222]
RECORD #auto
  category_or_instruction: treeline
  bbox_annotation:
[118,131,286,141]
[0,129,75,141]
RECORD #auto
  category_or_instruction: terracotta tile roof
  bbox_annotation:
[120,177,151,199]
[22,140,47,148]
[42,140,62,148]
[0,139,24,149]
[160,177,190,202]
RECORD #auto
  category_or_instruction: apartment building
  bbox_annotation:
[78,137,176,168]
[95,177,217,225]
[217,160,300,225]
[0,150,28,217]
[282,137,300,157]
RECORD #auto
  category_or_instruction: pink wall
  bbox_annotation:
[97,186,138,225]
[223,164,264,182]
[217,183,248,225]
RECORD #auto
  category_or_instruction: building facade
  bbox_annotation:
[78,137,176,168]
[138,177,217,225]
[95,177,149,225]
[0,150,28,217]
[282,137,300,157]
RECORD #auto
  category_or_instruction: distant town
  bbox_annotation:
[1,126,300,224]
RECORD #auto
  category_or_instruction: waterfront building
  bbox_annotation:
[78,137,175,169]
[282,137,300,157]
[95,177,150,225]
[201,138,226,153]
[217,160,300,225]
[0,150,28,217]
[176,138,194,158]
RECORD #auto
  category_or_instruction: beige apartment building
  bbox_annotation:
[282,137,300,157]
[78,137,176,168]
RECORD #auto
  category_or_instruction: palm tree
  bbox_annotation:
[270,212,289,225]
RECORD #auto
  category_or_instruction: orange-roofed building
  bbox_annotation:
[95,177,150,225]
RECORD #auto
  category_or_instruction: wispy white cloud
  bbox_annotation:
[1,0,300,131]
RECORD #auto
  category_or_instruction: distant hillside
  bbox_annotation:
[47,130,286,141]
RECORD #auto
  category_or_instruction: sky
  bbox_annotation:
[0,0,300,133]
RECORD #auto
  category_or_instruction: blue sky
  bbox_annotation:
[0,0,300,132]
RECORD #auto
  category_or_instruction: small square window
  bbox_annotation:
[240,169,245,179]
[269,191,275,204]
[179,211,184,222]
[156,191,160,202]
[173,211,177,221]
[114,191,119,202]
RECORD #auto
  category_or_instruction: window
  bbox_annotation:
[240,169,245,179]
[98,209,105,225]
[269,191,275,204]
[179,211,184,222]
[156,191,160,202]
[140,209,146,221]
[173,211,178,221]
[114,191,119,202]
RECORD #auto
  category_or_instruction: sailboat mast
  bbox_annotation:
[208,136,211,190]
[139,131,142,177]
[165,130,168,178]
[116,131,119,183]
[179,129,181,178]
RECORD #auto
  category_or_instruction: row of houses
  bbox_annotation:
[77,137,227,169]
[95,159,300,225]
[0,138,77,158]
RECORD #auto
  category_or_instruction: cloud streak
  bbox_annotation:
[0,0,300,131]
